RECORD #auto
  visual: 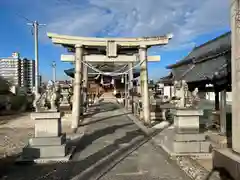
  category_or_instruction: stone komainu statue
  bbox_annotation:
[172,80,200,109]
[191,87,200,108]
[185,87,200,108]
[172,80,186,108]
[33,92,46,112]
[49,83,62,111]
[33,81,63,112]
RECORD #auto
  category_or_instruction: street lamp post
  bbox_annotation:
[52,61,56,82]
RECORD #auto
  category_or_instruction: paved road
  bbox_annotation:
[1,100,190,180]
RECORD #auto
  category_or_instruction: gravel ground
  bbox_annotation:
[0,113,34,158]
[0,112,76,180]
[0,113,34,179]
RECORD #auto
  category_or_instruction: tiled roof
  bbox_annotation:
[166,31,231,84]
[167,31,231,69]
[173,54,229,82]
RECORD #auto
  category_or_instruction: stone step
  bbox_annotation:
[173,141,210,153]
[162,138,210,153]
[159,128,211,154]
[28,134,66,146]
[22,144,67,158]
[165,141,209,153]
[174,133,206,142]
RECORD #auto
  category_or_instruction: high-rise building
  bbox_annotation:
[0,53,35,93]
[20,58,35,92]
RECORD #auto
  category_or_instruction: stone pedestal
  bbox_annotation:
[18,112,75,163]
[60,90,71,111]
[60,97,71,107]
[159,108,211,159]
[172,108,202,133]
[150,101,164,121]
[61,112,72,123]
[213,149,240,180]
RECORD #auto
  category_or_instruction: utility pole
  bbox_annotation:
[27,21,46,96]
[124,73,128,109]
[52,61,56,82]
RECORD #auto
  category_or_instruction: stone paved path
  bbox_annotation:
[1,100,190,180]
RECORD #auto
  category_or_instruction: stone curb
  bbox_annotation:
[124,109,221,180]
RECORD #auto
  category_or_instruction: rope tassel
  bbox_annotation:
[100,76,103,84]
[111,78,115,85]
[121,75,124,83]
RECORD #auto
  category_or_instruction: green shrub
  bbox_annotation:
[0,76,10,93]
[10,95,28,111]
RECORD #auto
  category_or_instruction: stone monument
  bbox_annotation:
[59,84,71,111]
[159,80,210,158]
[18,81,75,163]
[149,90,163,122]
[60,85,74,122]
[171,81,202,132]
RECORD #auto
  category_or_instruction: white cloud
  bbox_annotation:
[12,0,230,50]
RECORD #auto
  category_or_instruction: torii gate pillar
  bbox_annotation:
[213,1,240,179]
[72,44,83,129]
[139,45,150,125]
[82,62,88,109]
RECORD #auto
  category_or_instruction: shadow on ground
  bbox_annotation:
[0,113,29,125]
[205,167,234,180]
[0,120,145,180]
[82,102,119,119]
[79,113,131,126]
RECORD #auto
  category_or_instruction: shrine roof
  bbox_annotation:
[164,31,231,85]
[158,72,173,85]
[172,53,230,82]
[167,31,230,69]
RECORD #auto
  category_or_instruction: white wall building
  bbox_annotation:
[206,92,232,103]
[156,83,174,97]
[0,53,35,93]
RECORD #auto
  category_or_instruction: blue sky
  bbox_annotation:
[0,0,230,81]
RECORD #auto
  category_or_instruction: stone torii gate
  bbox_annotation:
[213,1,240,179]
[47,33,172,130]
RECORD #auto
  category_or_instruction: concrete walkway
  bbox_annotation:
[2,100,190,180]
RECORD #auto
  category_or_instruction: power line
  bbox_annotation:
[15,12,33,23]
[16,12,47,98]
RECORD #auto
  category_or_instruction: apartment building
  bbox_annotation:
[0,53,35,93]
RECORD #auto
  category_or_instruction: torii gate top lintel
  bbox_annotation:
[47,32,172,47]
